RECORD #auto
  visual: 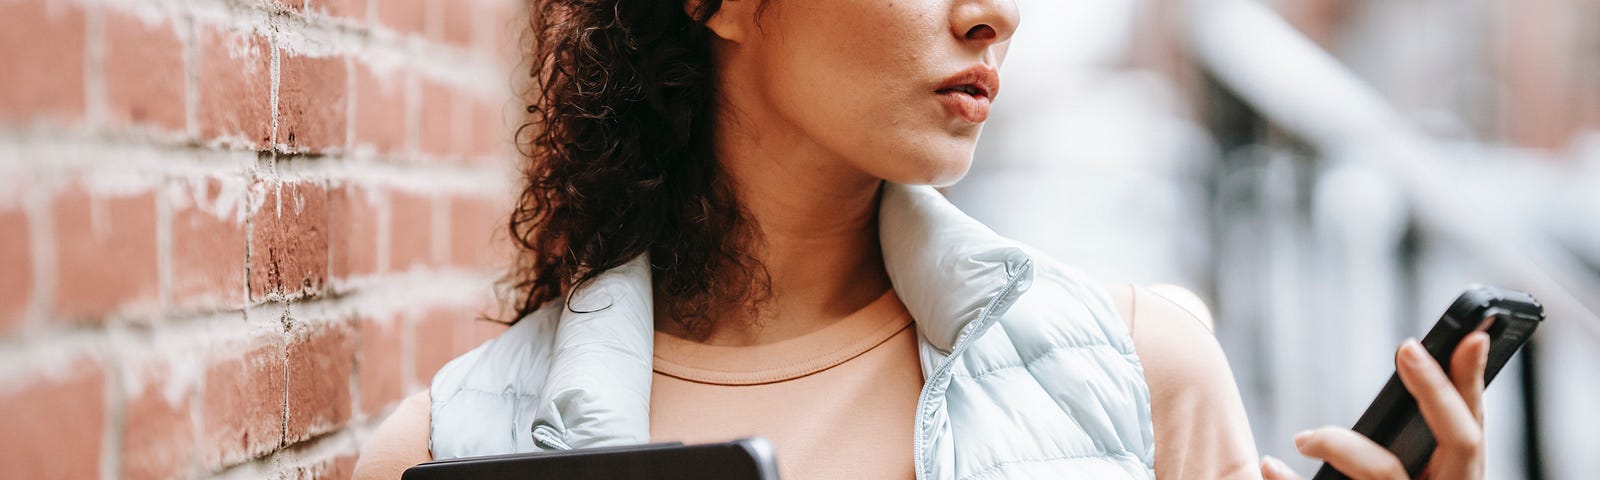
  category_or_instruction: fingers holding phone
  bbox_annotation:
[1259,332,1493,480]
[1409,332,1488,479]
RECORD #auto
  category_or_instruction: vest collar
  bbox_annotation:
[877,183,1034,353]
[531,183,1035,450]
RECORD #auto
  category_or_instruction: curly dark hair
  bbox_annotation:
[502,0,769,332]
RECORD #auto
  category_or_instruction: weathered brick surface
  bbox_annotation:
[197,26,272,147]
[0,208,30,331]
[53,185,160,321]
[249,181,330,300]
[279,53,349,152]
[287,319,356,442]
[388,190,434,272]
[412,307,459,385]
[376,0,427,36]
[328,183,384,280]
[449,194,504,268]
[351,63,409,155]
[357,314,404,415]
[418,78,458,159]
[316,0,368,22]
[104,9,187,131]
[0,2,85,124]
[0,359,105,479]
[122,364,198,480]
[170,177,249,309]
[200,338,286,469]
[1,0,518,476]
[471,99,511,158]
[438,0,475,47]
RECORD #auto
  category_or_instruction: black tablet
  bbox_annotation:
[401,437,781,480]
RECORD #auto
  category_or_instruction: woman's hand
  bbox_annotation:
[1259,331,1491,480]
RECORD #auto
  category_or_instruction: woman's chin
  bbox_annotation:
[878,158,973,187]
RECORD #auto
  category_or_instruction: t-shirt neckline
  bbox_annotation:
[651,289,913,386]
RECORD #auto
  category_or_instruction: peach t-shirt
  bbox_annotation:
[649,289,921,480]
[351,285,1260,479]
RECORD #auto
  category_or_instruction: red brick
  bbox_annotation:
[53,185,159,321]
[418,79,458,159]
[200,338,285,468]
[325,454,358,480]
[198,27,272,147]
[121,365,196,480]
[279,53,348,152]
[0,2,85,124]
[457,315,507,355]
[0,360,105,479]
[103,9,186,131]
[170,178,249,309]
[413,308,458,385]
[291,452,357,480]
[328,184,383,281]
[485,1,520,66]
[471,99,510,159]
[249,181,329,300]
[351,64,408,155]
[286,319,355,442]
[437,0,473,47]
[389,191,433,272]
[448,195,503,269]
[0,208,30,331]
[375,0,426,36]
[315,0,368,22]
[357,315,404,415]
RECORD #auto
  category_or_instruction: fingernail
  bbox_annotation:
[1472,331,1491,345]
[1262,455,1292,475]
[1293,430,1313,449]
[1401,338,1426,366]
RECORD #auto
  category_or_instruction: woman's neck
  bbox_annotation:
[663,107,894,347]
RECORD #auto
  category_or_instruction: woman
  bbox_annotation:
[354,0,1492,478]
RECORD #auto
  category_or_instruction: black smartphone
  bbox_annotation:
[1312,285,1543,480]
[401,437,781,480]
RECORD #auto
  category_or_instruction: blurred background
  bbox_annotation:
[950,0,1599,478]
[1,0,1595,478]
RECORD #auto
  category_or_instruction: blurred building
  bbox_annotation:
[951,0,1599,478]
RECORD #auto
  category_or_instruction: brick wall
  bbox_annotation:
[0,0,521,477]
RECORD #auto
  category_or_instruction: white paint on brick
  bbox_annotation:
[164,175,251,225]
[267,27,281,151]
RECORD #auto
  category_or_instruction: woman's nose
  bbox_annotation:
[951,0,1020,46]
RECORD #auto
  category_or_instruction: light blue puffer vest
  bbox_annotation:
[429,184,1156,479]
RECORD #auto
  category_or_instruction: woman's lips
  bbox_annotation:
[936,90,991,123]
[933,65,1000,124]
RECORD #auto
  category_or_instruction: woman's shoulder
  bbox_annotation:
[1103,283,1214,333]
[353,390,434,479]
[1104,283,1260,478]
[1104,282,1232,389]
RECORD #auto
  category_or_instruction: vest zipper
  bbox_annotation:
[911,258,1033,480]
[532,423,573,451]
